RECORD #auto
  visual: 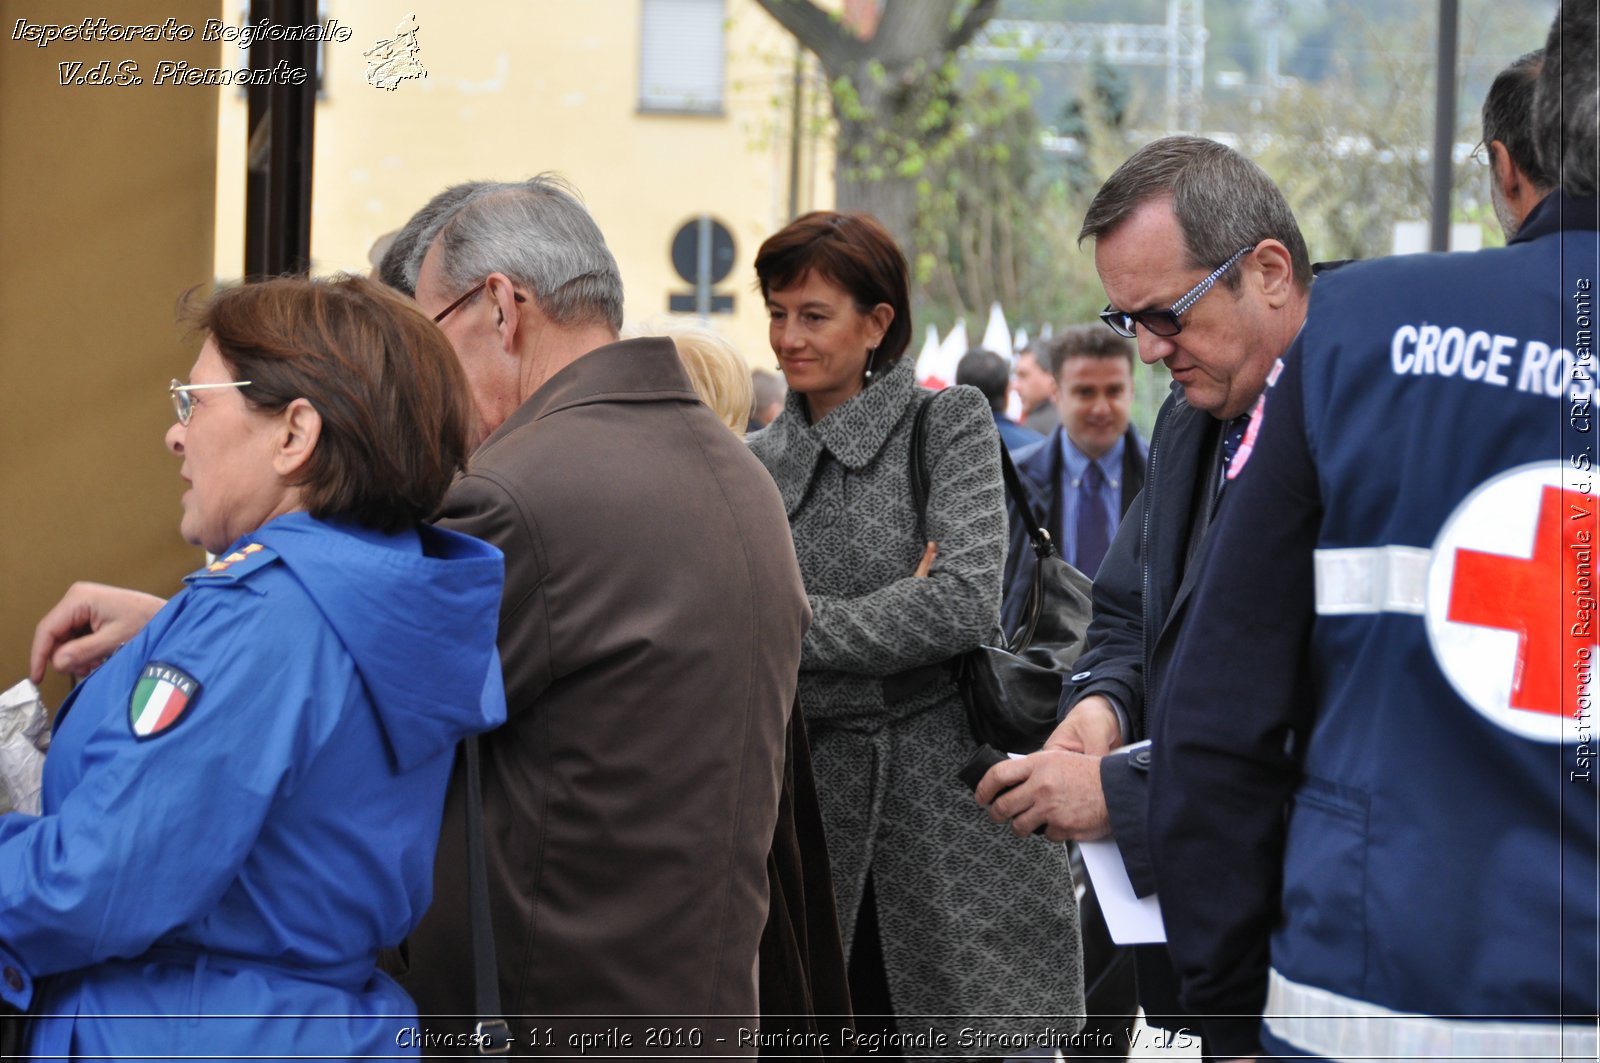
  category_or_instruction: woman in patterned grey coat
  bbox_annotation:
[748,211,1083,1053]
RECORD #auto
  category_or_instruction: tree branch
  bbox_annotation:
[946,0,1001,53]
[875,0,958,64]
[752,0,863,68]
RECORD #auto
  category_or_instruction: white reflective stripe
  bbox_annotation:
[1313,546,1431,615]
[1265,969,1598,1062]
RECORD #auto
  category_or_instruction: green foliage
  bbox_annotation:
[791,0,1552,421]
[1243,0,1529,261]
[1057,55,1131,194]
[909,38,1145,333]
[831,75,868,122]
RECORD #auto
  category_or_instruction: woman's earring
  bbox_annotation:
[863,347,878,382]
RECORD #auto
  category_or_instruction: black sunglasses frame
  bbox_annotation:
[1099,245,1255,339]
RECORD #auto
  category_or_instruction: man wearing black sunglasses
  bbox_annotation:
[1152,2,1598,1057]
[978,134,1312,1059]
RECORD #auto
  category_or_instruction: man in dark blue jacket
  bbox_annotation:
[978,136,1312,1057]
[1002,326,1146,635]
[1148,4,1599,1057]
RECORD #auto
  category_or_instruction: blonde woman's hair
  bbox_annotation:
[624,319,753,436]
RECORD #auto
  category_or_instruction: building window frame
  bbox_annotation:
[637,0,727,117]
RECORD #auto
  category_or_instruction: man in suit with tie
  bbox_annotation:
[977,135,1312,1059]
[1001,326,1145,635]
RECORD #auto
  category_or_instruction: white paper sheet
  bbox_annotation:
[1077,741,1167,944]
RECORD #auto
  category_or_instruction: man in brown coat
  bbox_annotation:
[404,177,809,1048]
[31,176,810,1056]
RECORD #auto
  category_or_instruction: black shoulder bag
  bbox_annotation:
[909,391,1097,752]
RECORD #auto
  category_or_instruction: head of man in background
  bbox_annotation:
[957,347,1009,411]
[749,368,786,430]
[1012,344,1058,433]
[1481,50,1555,238]
[998,324,1143,618]
[376,180,490,297]
[959,347,1043,453]
[1040,325,1135,462]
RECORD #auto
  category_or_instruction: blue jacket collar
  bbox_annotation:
[1513,190,1600,244]
[245,511,506,772]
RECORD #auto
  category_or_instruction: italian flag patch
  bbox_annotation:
[129,663,200,739]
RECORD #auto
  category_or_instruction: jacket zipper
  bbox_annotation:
[1138,404,1165,739]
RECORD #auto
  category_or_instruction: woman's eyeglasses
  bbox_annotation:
[169,379,253,425]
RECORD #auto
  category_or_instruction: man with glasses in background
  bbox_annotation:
[977,135,1312,1060]
[1479,49,1554,240]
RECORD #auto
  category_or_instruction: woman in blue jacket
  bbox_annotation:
[3,276,505,1059]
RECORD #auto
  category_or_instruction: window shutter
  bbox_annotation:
[639,0,725,114]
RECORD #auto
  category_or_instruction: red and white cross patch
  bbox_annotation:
[1425,462,1597,743]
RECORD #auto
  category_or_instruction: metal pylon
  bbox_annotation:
[973,0,1208,132]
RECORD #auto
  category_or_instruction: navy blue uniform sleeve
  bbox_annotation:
[1147,353,1319,1058]
[1100,744,1155,895]
[0,585,342,1003]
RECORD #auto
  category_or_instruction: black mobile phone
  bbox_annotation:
[956,744,1010,792]
[959,744,1047,835]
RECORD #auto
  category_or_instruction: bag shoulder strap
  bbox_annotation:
[908,388,1056,560]
[1003,445,1057,560]
[465,737,513,1053]
[908,390,935,541]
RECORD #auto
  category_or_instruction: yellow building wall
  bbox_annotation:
[215,0,833,367]
[1,1,221,702]
[2,1,830,698]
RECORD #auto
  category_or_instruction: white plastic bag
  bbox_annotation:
[0,679,51,814]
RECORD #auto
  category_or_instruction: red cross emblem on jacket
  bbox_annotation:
[1449,484,1590,718]
[1427,464,1594,744]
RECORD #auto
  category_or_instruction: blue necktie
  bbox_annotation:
[1221,415,1250,479]
[1076,460,1110,577]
